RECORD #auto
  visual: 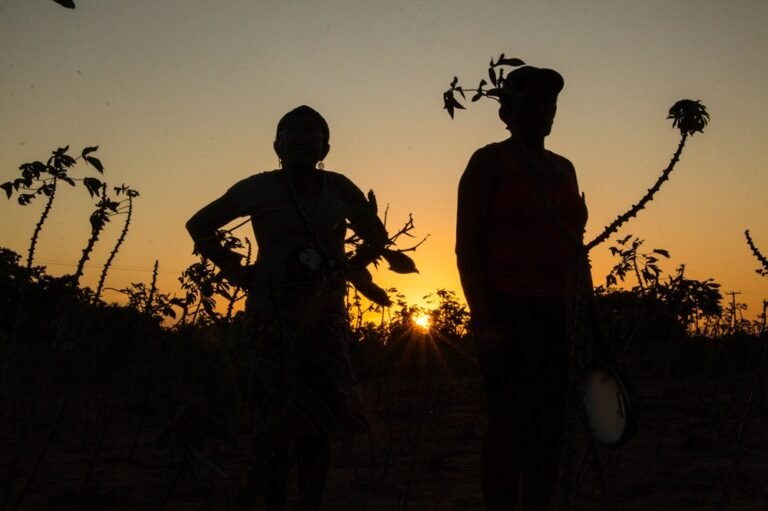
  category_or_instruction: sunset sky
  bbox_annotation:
[1,0,767,319]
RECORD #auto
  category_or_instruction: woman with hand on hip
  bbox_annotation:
[187,105,389,511]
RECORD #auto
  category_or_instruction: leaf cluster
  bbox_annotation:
[602,235,722,331]
[1,146,103,204]
[176,229,248,326]
[667,99,710,136]
[343,190,425,306]
[442,53,526,118]
[87,185,139,232]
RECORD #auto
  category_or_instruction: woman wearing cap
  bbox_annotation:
[187,106,389,511]
[456,66,592,509]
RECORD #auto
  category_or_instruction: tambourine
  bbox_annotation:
[581,364,638,447]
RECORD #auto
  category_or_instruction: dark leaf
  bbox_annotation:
[106,200,120,212]
[382,249,418,274]
[488,67,497,87]
[52,0,76,8]
[59,154,76,168]
[652,249,670,258]
[456,86,465,99]
[498,57,526,67]
[347,268,391,306]
[85,156,104,173]
[61,176,76,187]
[443,91,455,118]
[450,76,458,88]
[83,177,103,198]
[0,182,13,199]
[478,79,487,89]
[18,194,35,206]
[90,211,108,231]
[81,145,98,158]
[169,297,187,307]
[32,161,47,176]
[471,92,483,102]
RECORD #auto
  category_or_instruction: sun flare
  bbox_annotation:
[413,313,431,331]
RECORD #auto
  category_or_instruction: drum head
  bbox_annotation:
[582,365,637,447]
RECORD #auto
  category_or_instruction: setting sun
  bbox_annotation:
[413,313,431,331]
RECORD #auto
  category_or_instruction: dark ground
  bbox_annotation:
[2,345,768,511]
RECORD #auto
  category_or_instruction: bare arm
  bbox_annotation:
[456,148,497,326]
[185,195,244,272]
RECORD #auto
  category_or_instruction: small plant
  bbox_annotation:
[72,185,121,287]
[94,185,140,301]
[605,234,670,290]
[176,229,248,326]
[1,145,104,268]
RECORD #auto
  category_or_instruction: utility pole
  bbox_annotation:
[726,291,742,333]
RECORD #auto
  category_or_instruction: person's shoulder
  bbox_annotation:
[463,142,504,179]
[546,151,577,176]
[546,150,574,169]
[228,169,281,188]
[323,170,364,193]
[470,141,505,160]
[322,170,369,208]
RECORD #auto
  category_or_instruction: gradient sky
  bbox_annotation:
[1,0,767,319]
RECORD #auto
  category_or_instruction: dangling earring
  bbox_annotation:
[316,161,325,170]
[278,158,283,168]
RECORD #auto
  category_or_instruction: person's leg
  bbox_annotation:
[478,335,525,510]
[482,412,523,510]
[518,298,569,511]
[295,434,331,511]
[263,449,290,511]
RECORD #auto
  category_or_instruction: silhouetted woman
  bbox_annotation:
[456,66,593,510]
[186,106,388,510]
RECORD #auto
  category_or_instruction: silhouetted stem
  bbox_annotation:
[95,196,133,301]
[586,133,688,251]
[73,205,108,288]
[745,230,768,273]
[147,260,159,315]
[26,177,57,269]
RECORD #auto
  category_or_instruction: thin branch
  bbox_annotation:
[586,133,688,251]
[745,230,768,274]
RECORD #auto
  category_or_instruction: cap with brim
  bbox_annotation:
[487,66,564,99]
